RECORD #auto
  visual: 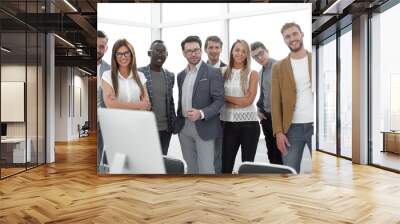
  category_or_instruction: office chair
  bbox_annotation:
[234,162,297,174]
[79,121,90,138]
[163,155,186,174]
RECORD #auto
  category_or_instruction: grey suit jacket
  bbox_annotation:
[97,60,111,108]
[176,61,224,140]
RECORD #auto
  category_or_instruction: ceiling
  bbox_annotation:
[0,0,394,75]
[0,0,97,74]
[309,0,390,44]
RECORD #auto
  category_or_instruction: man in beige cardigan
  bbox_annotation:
[271,22,313,174]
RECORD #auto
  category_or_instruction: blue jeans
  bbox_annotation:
[282,123,313,174]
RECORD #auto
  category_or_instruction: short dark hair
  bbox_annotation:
[97,30,108,41]
[150,40,165,49]
[204,36,222,50]
[250,41,268,52]
[181,35,202,50]
[280,22,302,34]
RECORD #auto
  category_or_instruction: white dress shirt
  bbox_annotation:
[102,70,147,103]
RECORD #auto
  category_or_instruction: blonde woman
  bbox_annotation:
[102,39,150,110]
[221,39,260,173]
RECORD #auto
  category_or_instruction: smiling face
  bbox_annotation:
[115,46,132,68]
[205,40,222,63]
[183,42,202,66]
[97,37,107,61]
[232,42,247,66]
[282,26,304,53]
[149,43,167,67]
[251,47,269,66]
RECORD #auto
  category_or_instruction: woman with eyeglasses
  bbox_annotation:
[102,39,150,111]
[221,39,260,174]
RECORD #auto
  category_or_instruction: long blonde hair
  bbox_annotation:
[224,39,251,94]
[111,39,145,100]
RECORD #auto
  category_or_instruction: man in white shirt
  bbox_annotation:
[271,23,313,174]
[97,30,110,173]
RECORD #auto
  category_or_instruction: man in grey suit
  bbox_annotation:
[97,30,110,172]
[205,35,226,174]
[176,35,224,174]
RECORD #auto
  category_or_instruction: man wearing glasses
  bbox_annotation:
[250,41,282,165]
[176,35,224,174]
[138,40,177,155]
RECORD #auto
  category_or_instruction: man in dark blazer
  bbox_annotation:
[205,36,227,68]
[139,40,176,156]
[204,35,226,174]
[176,35,224,174]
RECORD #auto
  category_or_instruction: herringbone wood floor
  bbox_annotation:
[1,135,399,223]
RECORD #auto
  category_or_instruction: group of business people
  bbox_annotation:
[97,22,313,174]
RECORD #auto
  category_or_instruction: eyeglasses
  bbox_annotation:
[115,51,131,58]
[251,50,265,60]
[184,48,201,55]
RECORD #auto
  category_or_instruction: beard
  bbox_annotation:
[209,54,219,61]
[189,57,201,66]
[97,52,104,61]
[288,40,303,52]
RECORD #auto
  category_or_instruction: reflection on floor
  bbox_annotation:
[373,150,400,171]
[341,147,352,159]
[0,167,25,177]
[0,163,41,178]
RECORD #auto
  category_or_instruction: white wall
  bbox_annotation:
[1,65,31,138]
[55,67,89,141]
[1,66,25,125]
[72,72,89,138]
[1,64,46,164]
[55,66,68,141]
